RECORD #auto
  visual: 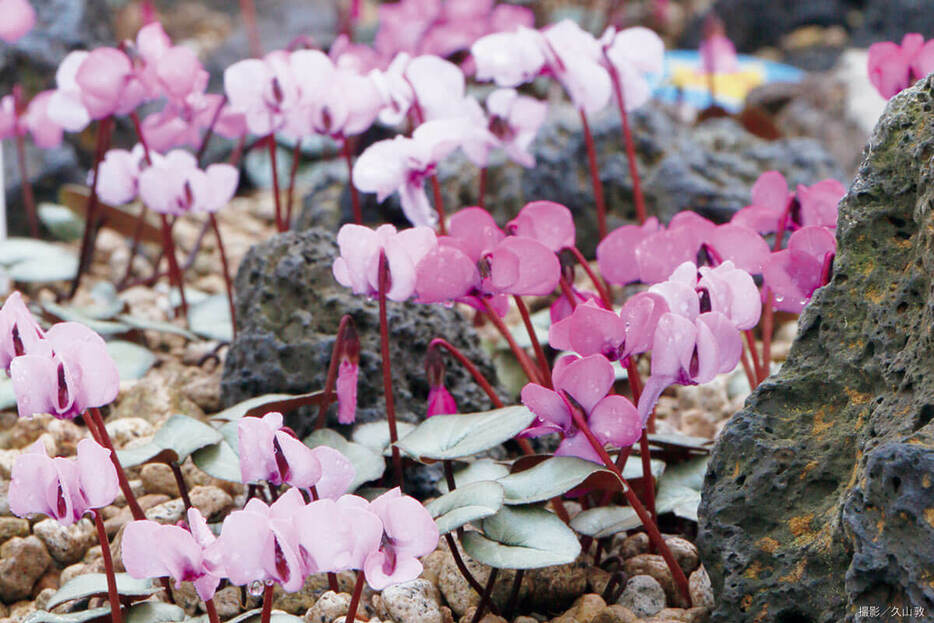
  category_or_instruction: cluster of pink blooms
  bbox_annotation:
[868,33,934,99]
[0,292,119,420]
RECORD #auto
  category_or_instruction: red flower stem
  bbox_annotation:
[196,96,228,165]
[761,290,774,371]
[378,252,404,489]
[344,571,366,623]
[477,298,543,385]
[504,569,524,620]
[625,357,643,403]
[606,63,648,224]
[428,338,502,408]
[471,568,499,623]
[638,428,657,526]
[70,116,113,298]
[744,329,764,382]
[159,213,189,322]
[83,409,145,521]
[169,461,192,511]
[209,213,237,338]
[260,583,274,623]
[558,277,579,310]
[430,173,447,235]
[316,315,354,430]
[478,167,487,210]
[285,141,301,227]
[93,509,123,623]
[512,295,552,388]
[579,109,608,240]
[566,405,692,605]
[229,134,247,166]
[204,599,220,623]
[119,204,149,287]
[739,345,757,391]
[268,136,286,232]
[341,138,362,225]
[239,0,263,58]
[12,87,38,238]
[567,246,613,308]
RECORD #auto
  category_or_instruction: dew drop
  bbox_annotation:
[249,581,265,597]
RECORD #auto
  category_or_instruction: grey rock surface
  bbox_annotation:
[617,575,666,618]
[699,75,934,622]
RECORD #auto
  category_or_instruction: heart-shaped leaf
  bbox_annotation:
[352,420,416,456]
[656,455,709,492]
[46,574,159,610]
[304,429,384,492]
[211,391,331,422]
[24,607,111,623]
[192,421,241,482]
[106,341,157,381]
[395,406,536,462]
[497,456,622,505]
[570,505,642,538]
[462,505,581,569]
[617,454,667,482]
[39,301,130,337]
[0,238,79,283]
[189,294,233,342]
[426,480,505,535]
[124,602,188,623]
[115,314,197,339]
[38,203,85,242]
[437,459,511,494]
[117,414,223,467]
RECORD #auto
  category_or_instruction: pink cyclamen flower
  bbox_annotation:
[0,291,48,371]
[731,170,793,235]
[141,93,244,153]
[425,347,457,417]
[483,88,547,168]
[363,488,439,590]
[122,508,221,601]
[795,179,846,229]
[9,438,118,525]
[96,145,147,206]
[353,119,466,226]
[521,354,641,463]
[10,322,119,420]
[0,92,64,149]
[596,217,661,285]
[650,261,761,330]
[332,223,438,302]
[868,34,934,99]
[207,488,307,592]
[0,0,35,43]
[237,412,355,497]
[507,201,575,252]
[297,494,383,575]
[47,48,146,132]
[600,26,665,112]
[371,53,466,126]
[224,51,302,136]
[136,23,209,103]
[637,311,742,422]
[138,150,238,215]
[762,226,836,314]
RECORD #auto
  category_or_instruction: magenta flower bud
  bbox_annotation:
[9,438,118,525]
[335,322,360,425]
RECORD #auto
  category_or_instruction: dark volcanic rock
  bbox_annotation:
[299,105,842,255]
[221,227,501,436]
[698,76,934,622]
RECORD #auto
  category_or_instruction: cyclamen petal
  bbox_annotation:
[0,0,36,43]
[596,217,660,285]
[508,201,575,252]
[336,359,358,425]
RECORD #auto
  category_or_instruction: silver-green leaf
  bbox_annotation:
[497,456,621,505]
[461,505,581,569]
[395,406,536,461]
[117,414,222,467]
[425,480,505,535]
[46,574,159,610]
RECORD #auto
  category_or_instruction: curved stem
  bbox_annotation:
[268,136,285,232]
[11,90,38,239]
[240,0,263,58]
[428,339,502,408]
[344,572,365,623]
[638,429,656,527]
[159,214,189,323]
[761,290,774,368]
[260,583,274,623]
[478,167,487,210]
[209,214,237,338]
[93,509,123,623]
[579,109,607,240]
[170,461,192,511]
[196,96,228,165]
[606,63,648,225]
[567,246,613,308]
[558,277,579,310]
[566,406,692,605]
[471,568,498,623]
[285,141,301,228]
[316,315,354,430]
[477,298,542,385]
[512,296,551,388]
[378,253,404,489]
[342,139,362,225]
[740,345,757,392]
[744,329,763,383]
[504,569,523,620]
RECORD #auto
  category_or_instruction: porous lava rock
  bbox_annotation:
[699,75,934,622]
[221,228,500,436]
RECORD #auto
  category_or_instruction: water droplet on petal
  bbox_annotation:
[249,581,265,597]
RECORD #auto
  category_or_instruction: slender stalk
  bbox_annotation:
[260,583,274,623]
[471,568,498,623]
[85,409,145,521]
[159,214,189,322]
[119,204,148,287]
[512,296,551,388]
[268,136,285,232]
[638,429,656,526]
[504,569,523,620]
[567,246,613,308]
[739,346,757,392]
[204,598,220,623]
[119,218,212,291]
[341,139,362,225]
[606,63,648,225]
[429,173,447,235]
[478,167,487,210]
[744,330,763,383]
[761,291,774,371]
[566,405,692,605]
[579,109,608,240]
[196,96,228,165]
[558,277,579,310]
[344,572,365,623]
[93,509,123,623]
[285,141,301,228]
[315,315,354,430]
[12,87,38,238]
[378,253,404,489]
[209,214,237,338]
[428,339,502,408]
[444,534,492,606]
[477,298,542,385]
[169,461,192,511]
[70,117,113,298]
[240,0,263,58]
